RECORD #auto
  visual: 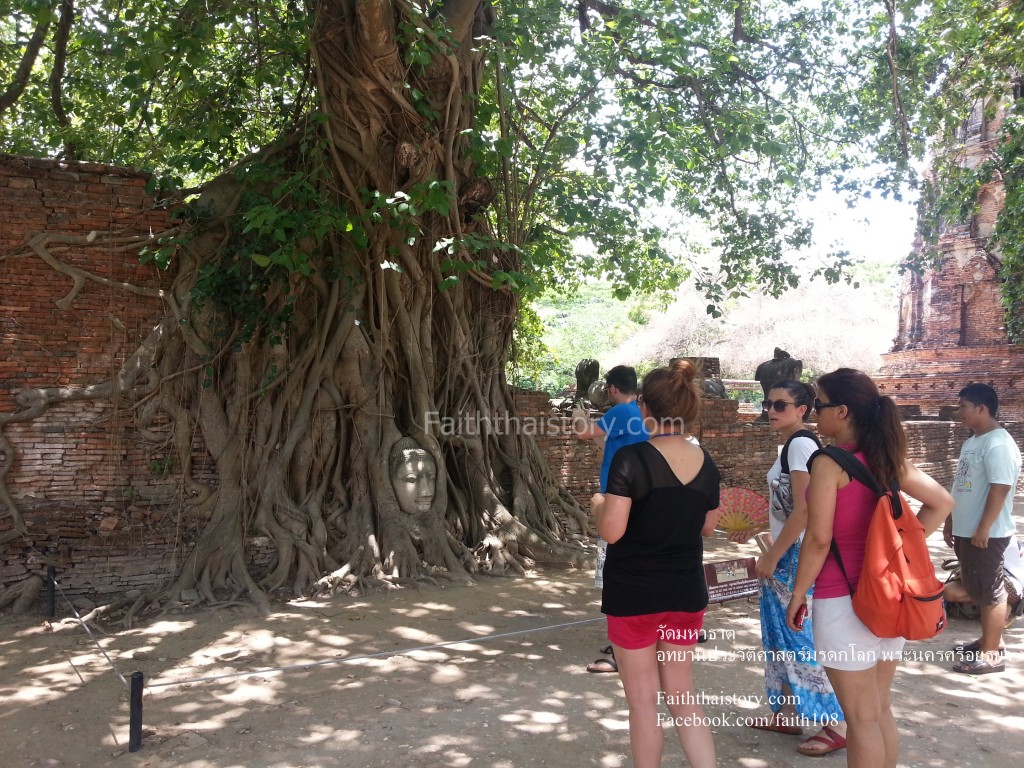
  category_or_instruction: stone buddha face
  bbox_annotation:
[389,437,437,515]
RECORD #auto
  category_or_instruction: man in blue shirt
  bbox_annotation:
[575,365,649,492]
[574,365,648,672]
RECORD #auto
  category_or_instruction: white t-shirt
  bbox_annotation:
[951,428,1022,538]
[767,434,819,540]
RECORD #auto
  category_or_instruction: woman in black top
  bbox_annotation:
[591,359,721,768]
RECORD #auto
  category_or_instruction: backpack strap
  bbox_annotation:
[780,429,821,475]
[809,445,883,494]
[811,445,904,508]
[808,445,887,596]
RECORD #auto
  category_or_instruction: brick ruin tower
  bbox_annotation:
[875,93,1024,420]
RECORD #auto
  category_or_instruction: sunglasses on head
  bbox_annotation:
[761,399,796,413]
[813,399,842,412]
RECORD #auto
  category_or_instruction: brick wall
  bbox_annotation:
[523,383,1022,517]
[517,392,779,504]
[694,398,778,492]
[522,392,783,502]
[876,346,1024,420]
[0,153,173,413]
[513,389,602,507]
[893,238,1007,351]
[1,153,187,606]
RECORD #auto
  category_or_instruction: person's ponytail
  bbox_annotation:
[862,395,906,485]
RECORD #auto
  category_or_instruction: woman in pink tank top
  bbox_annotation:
[785,369,953,768]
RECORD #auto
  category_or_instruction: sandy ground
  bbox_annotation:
[2,531,1023,768]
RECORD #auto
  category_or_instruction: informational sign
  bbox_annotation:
[704,556,759,603]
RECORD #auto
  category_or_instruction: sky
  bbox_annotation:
[803,188,920,271]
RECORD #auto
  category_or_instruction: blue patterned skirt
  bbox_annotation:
[760,542,844,721]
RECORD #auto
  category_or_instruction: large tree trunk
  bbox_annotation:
[0,0,588,618]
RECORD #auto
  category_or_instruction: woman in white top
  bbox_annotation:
[734,379,847,756]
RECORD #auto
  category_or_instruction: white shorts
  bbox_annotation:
[812,595,906,671]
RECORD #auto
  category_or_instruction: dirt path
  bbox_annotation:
[2,532,1022,768]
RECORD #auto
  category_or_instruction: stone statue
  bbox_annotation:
[587,379,610,408]
[574,358,600,405]
[754,348,803,419]
[702,378,728,399]
[389,437,437,515]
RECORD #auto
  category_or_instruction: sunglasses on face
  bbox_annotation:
[761,399,796,413]
[813,399,841,412]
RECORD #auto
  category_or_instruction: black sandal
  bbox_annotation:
[952,656,1005,675]
[587,646,617,673]
[954,640,1005,655]
[586,656,618,673]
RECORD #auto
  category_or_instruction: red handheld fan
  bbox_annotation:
[715,487,769,533]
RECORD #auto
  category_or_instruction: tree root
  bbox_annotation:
[0,575,43,614]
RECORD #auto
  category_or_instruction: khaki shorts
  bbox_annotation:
[954,536,1010,606]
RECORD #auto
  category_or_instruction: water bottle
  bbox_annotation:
[595,535,607,588]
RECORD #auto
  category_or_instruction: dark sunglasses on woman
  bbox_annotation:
[761,399,796,412]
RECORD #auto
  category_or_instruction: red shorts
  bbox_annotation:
[607,610,705,650]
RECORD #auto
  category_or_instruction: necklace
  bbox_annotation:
[650,432,683,439]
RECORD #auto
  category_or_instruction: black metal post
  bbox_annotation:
[46,566,56,617]
[128,671,144,752]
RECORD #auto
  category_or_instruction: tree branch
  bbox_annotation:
[0,4,56,119]
[884,0,911,159]
[49,0,77,159]
[731,1,783,57]
[354,0,401,74]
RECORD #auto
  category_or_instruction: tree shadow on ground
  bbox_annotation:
[2,530,1023,768]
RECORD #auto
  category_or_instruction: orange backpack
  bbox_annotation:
[817,446,946,641]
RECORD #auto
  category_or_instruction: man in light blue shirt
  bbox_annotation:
[944,383,1022,675]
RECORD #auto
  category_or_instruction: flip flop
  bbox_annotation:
[600,645,613,655]
[749,715,803,735]
[952,656,1005,675]
[586,657,618,673]
[796,725,847,756]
